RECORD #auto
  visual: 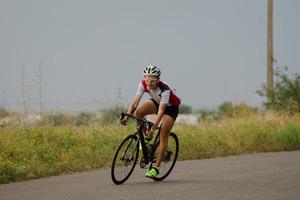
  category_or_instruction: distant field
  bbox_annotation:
[1,112,300,184]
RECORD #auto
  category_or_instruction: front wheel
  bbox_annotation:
[111,134,139,185]
[152,132,179,182]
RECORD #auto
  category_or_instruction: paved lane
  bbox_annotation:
[1,151,300,200]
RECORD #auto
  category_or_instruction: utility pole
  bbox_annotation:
[38,61,44,121]
[267,0,273,102]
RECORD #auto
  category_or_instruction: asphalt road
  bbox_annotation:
[1,151,300,200]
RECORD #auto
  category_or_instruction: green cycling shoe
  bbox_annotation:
[139,135,153,150]
[145,167,159,178]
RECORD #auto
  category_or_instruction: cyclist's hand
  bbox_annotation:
[119,116,128,125]
[146,124,156,136]
[146,129,154,136]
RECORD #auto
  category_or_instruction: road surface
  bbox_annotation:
[1,151,300,200]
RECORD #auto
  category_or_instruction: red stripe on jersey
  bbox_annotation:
[169,90,181,106]
[141,80,149,92]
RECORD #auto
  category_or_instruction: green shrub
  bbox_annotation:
[257,66,300,113]
[47,113,74,126]
[179,104,193,114]
[75,112,92,126]
[195,109,217,121]
[217,101,255,118]
[218,101,235,117]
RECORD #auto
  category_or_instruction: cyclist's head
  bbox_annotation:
[143,65,160,89]
[143,65,161,78]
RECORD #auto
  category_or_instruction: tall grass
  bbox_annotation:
[177,112,300,159]
[0,124,133,183]
[1,112,300,184]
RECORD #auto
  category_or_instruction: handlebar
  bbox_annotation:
[120,112,147,123]
[120,112,158,130]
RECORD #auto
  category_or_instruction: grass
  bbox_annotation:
[177,112,300,160]
[1,112,300,184]
[0,125,131,183]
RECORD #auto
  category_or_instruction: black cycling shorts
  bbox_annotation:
[150,98,179,121]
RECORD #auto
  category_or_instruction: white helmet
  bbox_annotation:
[143,65,161,77]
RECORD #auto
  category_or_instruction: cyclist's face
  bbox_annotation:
[144,75,159,89]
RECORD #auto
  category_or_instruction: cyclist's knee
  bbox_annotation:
[134,107,144,118]
[135,100,157,117]
[161,115,174,132]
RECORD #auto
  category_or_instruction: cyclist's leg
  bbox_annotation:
[154,114,175,168]
[146,106,178,178]
[135,100,157,150]
[135,99,157,118]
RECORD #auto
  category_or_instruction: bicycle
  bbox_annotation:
[111,113,179,185]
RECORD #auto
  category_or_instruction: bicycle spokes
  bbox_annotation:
[111,135,139,184]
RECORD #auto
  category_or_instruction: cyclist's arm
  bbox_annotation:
[120,95,142,124]
[127,81,145,115]
[127,95,142,115]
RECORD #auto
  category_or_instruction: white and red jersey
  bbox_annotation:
[136,80,181,106]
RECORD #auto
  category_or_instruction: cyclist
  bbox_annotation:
[119,65,181,178]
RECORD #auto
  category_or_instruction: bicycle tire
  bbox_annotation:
[111,134,139,185]
[152,132,179,182]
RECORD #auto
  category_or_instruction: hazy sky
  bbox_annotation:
[0,0,299,112]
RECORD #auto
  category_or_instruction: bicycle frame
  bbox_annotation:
[138,125,160,165]
[121,113,160,165]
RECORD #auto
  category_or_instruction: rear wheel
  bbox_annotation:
[111,134,139,185]
[152,132,179,181]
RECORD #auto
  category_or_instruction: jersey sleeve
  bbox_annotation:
[160,90,171,105]
[136,81,145,96]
